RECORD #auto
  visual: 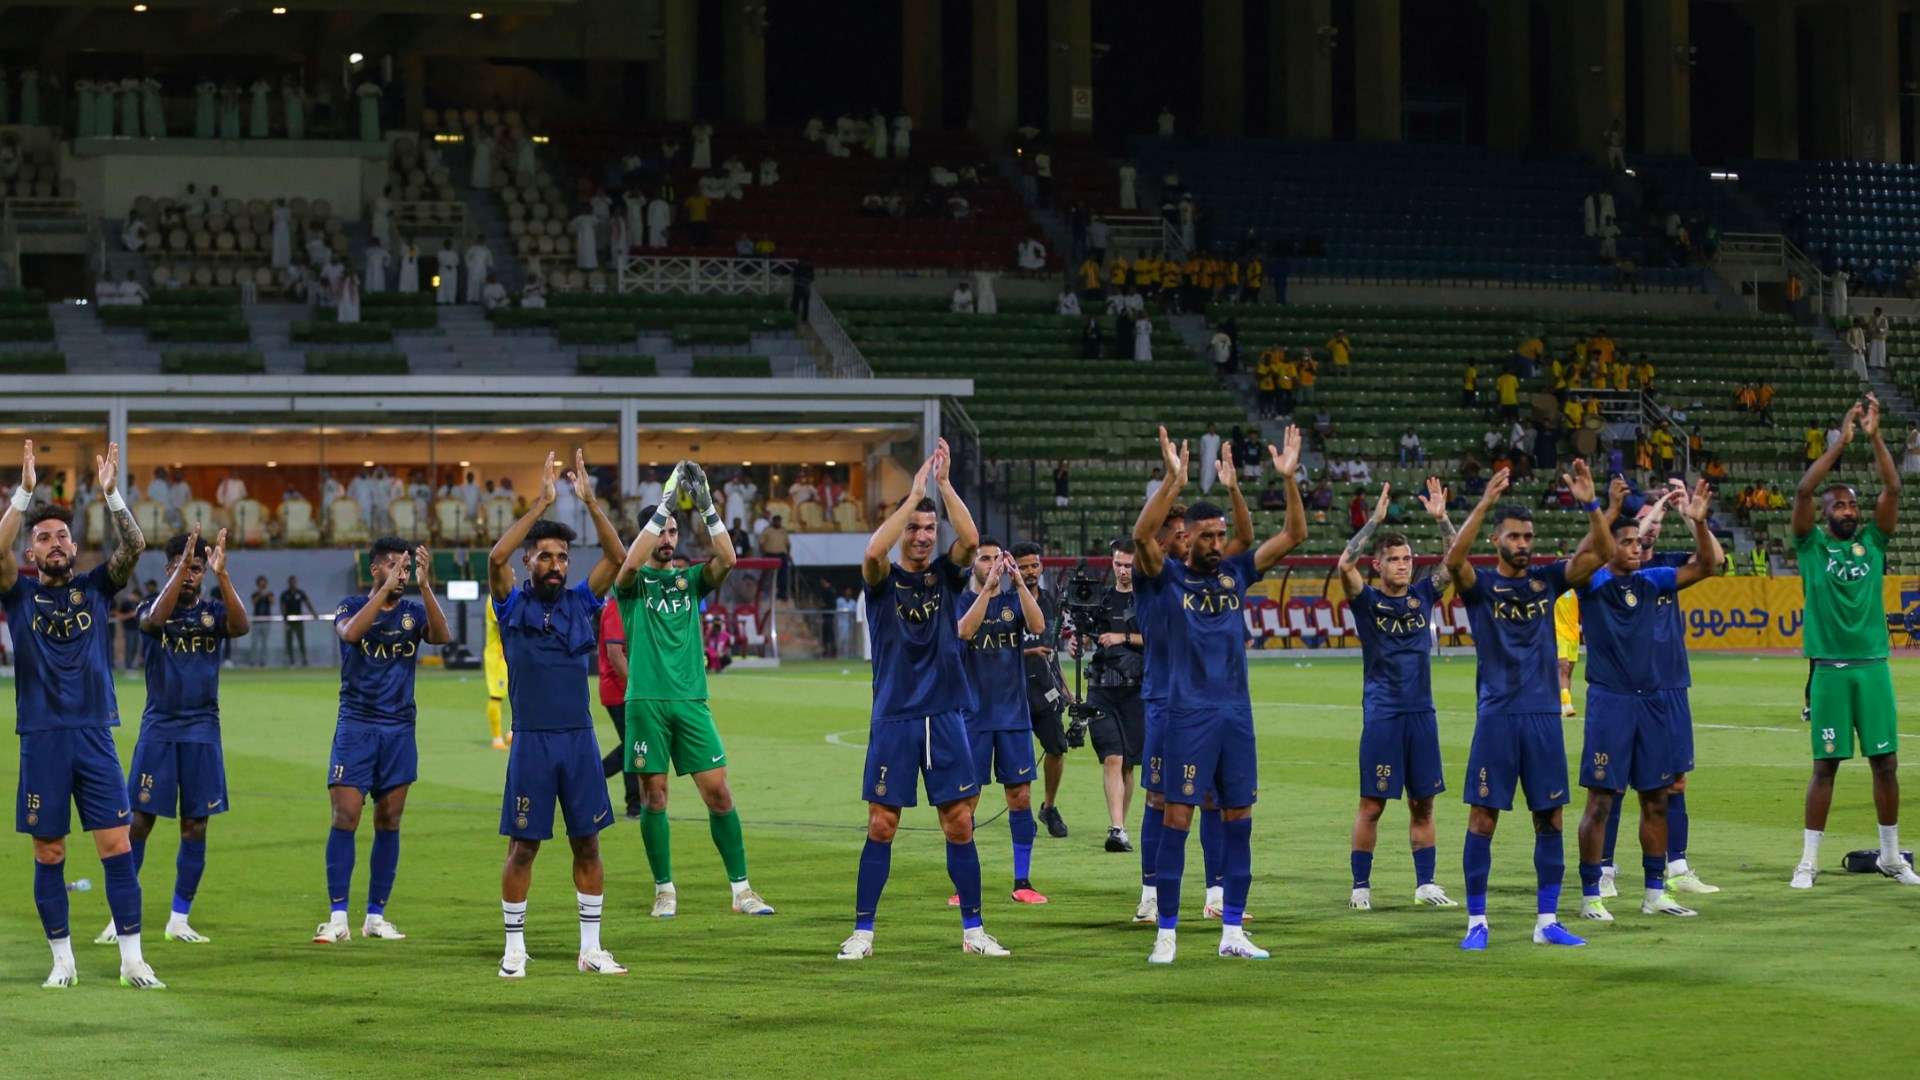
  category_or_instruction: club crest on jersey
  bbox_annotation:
[201,611,216,628]
[1529,579,1546,592]
[1853,543,1867,557]
[515,813,528,829]
[1825,739,1837,753]
[1218,574,1235,590]
[401,614,416,631]
[675,576,688,590]
[924,573,936,586]
[1623,591,1638,608]
[873,781,887,797]
[24,812,36,827]
[1000,608,1015,622]
[69,589,84,605]
[1477,766,1489,799]
[1181,781,1195,796]
[1407,597,1421,609]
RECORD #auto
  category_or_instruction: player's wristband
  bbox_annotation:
[9,486,32,513]
[641,504,673,535]
[105,489,127,513]
[1581,499,1600,513]
[702,507,725,538]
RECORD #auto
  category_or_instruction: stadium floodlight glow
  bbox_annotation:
[348,51,365,64]
[825,460,836,466]
[531,135,550,144]
[271,5,287,13]
[132,3,148,11]
[469,10,485,20]
[1710,171,1740,182]
[265,460,278,468]
[458,459,471,467]
[362,459,375,467]
[742,460,752,466]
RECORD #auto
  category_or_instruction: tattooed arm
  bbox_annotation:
[99,443,146,588]
[1416,476,1457,589]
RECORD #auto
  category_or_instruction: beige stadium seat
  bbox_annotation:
[433,498,475,544]
[289,196,309,218]
[280,499,321,546]
[763,499,793,523]
[133,497,170,540]
[214,266,235,286]
[83,499,108,548]
[208,211,230,233]
[794,499,827,531]
[389,497,428,542]
[232,498,269,547]
[181,499,220,533]
[832,500,866,532]
[223,198,242,217]
[193,267,214,286]
[481,496,517,541]
[327,498,370,546]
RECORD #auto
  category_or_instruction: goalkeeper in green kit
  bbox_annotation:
[1789,394,1920,889]
[615,461,775,917]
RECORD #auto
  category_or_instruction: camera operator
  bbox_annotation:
[1011,541,1072,838]
[1072,539,1147,853]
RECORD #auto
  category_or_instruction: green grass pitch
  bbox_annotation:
[5,653,1920,1076]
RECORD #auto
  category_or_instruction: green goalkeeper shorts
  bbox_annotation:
[624,699,728,776]
[1809,660,1899,761]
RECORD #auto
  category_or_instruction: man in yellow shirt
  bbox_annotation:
[1494,370,1519,418]
[1256,346,1281,417]
[1135,253,1159,298]
[1590,329,1616,367]
[1461,361,1478,407]
[1161,257,1184,310]
[1635,357,1655,390]
[1561,395,1582,429]
[1295,351,1317,404]
[1327,329,1352,368]
[1516,335,1545,364]
[484,588,511,749]
[1275,351,1298,415]
[1242,256,1263,303]
[683,192,713,244]
[1610,358,1631,391]
[1650,426,1675,472]
[1079,256,1103,300]
[1108,254,1130,291]
[1803,423,1823,462]
[1554,591,1579,719]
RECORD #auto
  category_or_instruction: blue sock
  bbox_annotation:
[131,835,147,877]
[173,838,207,917]
[854,837,890,932]
[1412,845,1436,886]
[33,860,69,940]
[1602,795,1623,866]
[946,841,983,930]
[367,829,400,917]
[1643,854,1665,892]
[102,850,142,936]
[1222,817,1252,926]
[1666,792,1688,864]
[1579,861,1604,898]
[1009,808,1036,882]
[1139,804,1163,888]
[1534,829,1564,917]
[1463,830,1491,917]
[325,827,356,913]
[1200,808,1224,888]
[1155,824,1190,930]
[1350,849,1374,889]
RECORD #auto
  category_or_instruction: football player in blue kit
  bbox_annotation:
[97,523,249,949]
[1133,425,1306,964]
[314,536,452,944]
[1444,462,1611,951]
[490,450,632,979]
[1574,478,1721,923]
[4,440,163,989]
[1336,478,1459,912]
[955,540,1049,905]
[838,439,1008,960]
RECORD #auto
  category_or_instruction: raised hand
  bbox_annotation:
[1684,478,1712,522]
[984,552,1008,591]
[20,439,35,494]
[1369,482,1392,524]
[684,460,714,513]
[1564,459,1596,504]
[659,461,686,504]
[1268,425,1302,478]
[1157,425,1181,477]
[1862,393,1882,439]
[207,528,229,577]
[571,449,596,505]
[96,441,120,495]
[1478,467,1512,506]
[1216,436,1239,491]
[933,437,953,488]
[910,452,934,499]
[185,520,203,556]
[1606,473,1629,511]
[1177,438,1191,483]
[412,545,433,587]
[539,450,559,505]
[1417,476,1449,520]
[1841,403,1863,446]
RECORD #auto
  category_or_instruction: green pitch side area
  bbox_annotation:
[4,655,1919,1076]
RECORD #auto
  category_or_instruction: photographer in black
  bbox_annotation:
[1011,541,1073,838]
[1069,539,1147,853]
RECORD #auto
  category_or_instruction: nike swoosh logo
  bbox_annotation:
[1018,767,1032,775]
[1548,790,1565,800]
[593,810,609,823]
[117,808,130,818]
[207,799,222,809]
[711,755,724,762]
[1836,662,1850,669]
[958,783,975,792]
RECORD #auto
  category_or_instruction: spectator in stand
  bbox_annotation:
[1703,456,1728,483]
[1347,490,1368,536]
[480,274,509,310]
[280,576,313,667]
[1238,428,1263,484]
[1017,236,1047,270]
[1844,317,1869,379]
[1869,306,1891,372]
[1080,317,1103,359]
[1347,456,1372,486]
[1461,360,1478,408]
[1259,479,1285,511]
[1734,382,1757,416]
[1254,347,1278,418]
[1804,422,1824,464]
[758,514,790,598]
[1495,369,1520,420]
[1398,427,1423,466]
[1273,349,1297,415]
[1754,381,1776,425]
[215,468,247,510]
[1056,285,1080,316]
[1312,407,1335,445]
[249,577,274,667]
[1078,255,1103,304]
[1295,349,1317,404]
[1086,216,1110,265]
[950,280,975,313]
[1052,461,1070,507]
[1309,476,1334,516]
[1326,329,1352,370]
[1904,427,1920,475]
[787,470,818,506]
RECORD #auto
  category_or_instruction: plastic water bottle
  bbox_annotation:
[67,878,91,893]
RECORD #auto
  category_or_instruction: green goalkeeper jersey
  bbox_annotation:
[1794,523,1889,661]
[616,563,716,701]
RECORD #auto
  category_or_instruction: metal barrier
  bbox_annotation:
[616,254,797,296]
[805,289,873,378]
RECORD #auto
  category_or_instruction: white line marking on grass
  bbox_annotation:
[825,729,867,749]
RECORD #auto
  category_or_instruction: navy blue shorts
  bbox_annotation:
[17,727,130,837]
[128,738,229,818]
[1463,711,1569,812]
[501,728,614,841]
[1359,710,1446,801]
[1141,698,1166,794]
[1161,707,1258,808]
[327,720,418,797]
[1579,687,1676,794]
[968,727,1037,788]
[1663,688,1694,775]
[863,711,977,808]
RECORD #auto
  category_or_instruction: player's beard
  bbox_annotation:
[35,549,74,583]
[1828,514,1859,540]
[650,544,675,566]
[533,573,565,601]
[1497,544,1530,570]
[1189,549,1221,573]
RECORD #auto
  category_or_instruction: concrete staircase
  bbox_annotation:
[51,301,161,373]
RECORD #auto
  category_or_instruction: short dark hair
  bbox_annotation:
[524,520,577,548]
[1371,531,1410,557]
[1166,501,1188,523]
[1110,538,1136,555]
[638,504,661,522]
[368,537,410,563]
[976,536,1003,552]
[1609,517,1640,539]
[1188,500,1226,524]
[25,504,72,530]
[1009,541,1044,560]
[912,497,936,514]
[164,532,209,560]
[1491,505,1533,529]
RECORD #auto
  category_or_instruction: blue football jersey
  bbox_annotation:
[864,559,979,722]
[1578,564,1680,693]
[1135,551,1257,712]
[1459,561,1570,715]
[138,595,229,742]
[1350,577,1441,718]
[1138,572,1173,704]
[493,580,600,732]
[1644,550,1692,689]
[335,594,428,725]
[961,586,1030,731]
[4,565,122,733]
